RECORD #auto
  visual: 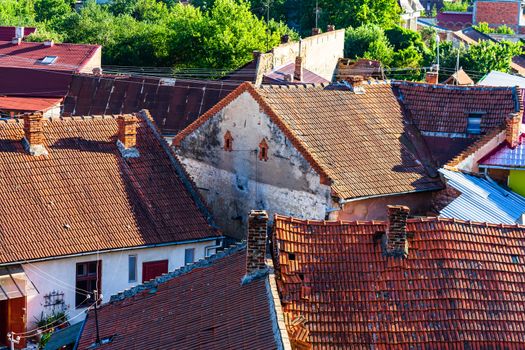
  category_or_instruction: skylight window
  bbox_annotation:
[467,113,483,135]
[40,56,57,65]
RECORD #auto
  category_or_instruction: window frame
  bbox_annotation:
[128,255,137,283]
[184,248,195,265]
[75,260,101,308]
[40,56,58,65]
[259,139,269,161]
[467,113,484,135]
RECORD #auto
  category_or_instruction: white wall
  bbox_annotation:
[23,240,216,328]
[176,91,332,238]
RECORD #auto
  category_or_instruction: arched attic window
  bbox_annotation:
[224,130,233,152]
[259,138,269,161]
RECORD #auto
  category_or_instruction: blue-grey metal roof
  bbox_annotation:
[478,71,525,88]
[439,168,525,224]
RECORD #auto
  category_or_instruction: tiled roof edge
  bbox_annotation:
[274,214,525,229]
[266,260,293,350]
[108,242,246,305]
[392,80,517,92]
[139,109,219,230]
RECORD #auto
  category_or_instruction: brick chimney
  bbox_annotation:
[382,205,410,258]
[244,210,269,280]
[327,25,335,32]
[281,34,290,44]
[117,115,140,158]
[294,56,303,82]
[506,113,522,148]
[23,113,48,156]
[425,71,439,84]
[312,27,321,36]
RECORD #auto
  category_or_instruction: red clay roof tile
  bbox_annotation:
[77,247,278,350]
[0,113,219,264]
[273,214,525,349]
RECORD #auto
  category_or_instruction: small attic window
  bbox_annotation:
[467,113,483,135]
[40,56,57,65]
[224,130,233,152]
[259,138,269,161]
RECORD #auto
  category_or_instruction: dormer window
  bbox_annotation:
[224,130,233,152]
[259,139,269,161]
[40,56,57,65]
[467,113,483,135]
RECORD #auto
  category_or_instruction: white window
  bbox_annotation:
[128,255,137,283]
[184,248,195,265]
[40,56,57,65]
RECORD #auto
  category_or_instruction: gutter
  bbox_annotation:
[1,236,223,267]
[338,188,440,205]
[479,164,524,171]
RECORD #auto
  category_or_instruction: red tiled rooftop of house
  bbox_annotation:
[0,26,36,41]
[77,246,278,350]
[0,96,62,112]
[273,214,525,349]
[0,112,219,264]
[394,81,520,134]
[0,40,100,72]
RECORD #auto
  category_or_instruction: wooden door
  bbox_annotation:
[5,297,26,348]
[142,260,168,283]
[0,300,7,347]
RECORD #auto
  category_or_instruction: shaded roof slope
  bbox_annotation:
[0,113,218,264]
[273,214,525,349]
[64,74,236,135]
[439,168,525,224]
[0,41,100,72]
[253,82,442,199]
[77,246,278,350]
[394,81,520,133]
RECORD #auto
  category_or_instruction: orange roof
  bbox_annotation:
[273,214,525,349]
[0,96,62,112]
[0,112,219,264]
[175,82,441,199]
[77,247,278,350]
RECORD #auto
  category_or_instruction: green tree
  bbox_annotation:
[473,22,515,35]
[34,0,71,23]
[345,24,392,59]
[0,0,36,25]
[442,0,469,12]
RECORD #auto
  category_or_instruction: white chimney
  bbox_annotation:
[11,37,21,45]
[44,40,54,47]
[15,27,24,39]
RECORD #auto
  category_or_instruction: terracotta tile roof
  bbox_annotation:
[64,74,236,135]
[480,133,525,167]
[253,82,442,199]
[0,96,62,112]
[273,214,525,349]
[77,246,278,350]
[263,63,330,84]
[0,112,219,264]
[0,41,100,73]
[394,81,520,134]
[0,26,36,41]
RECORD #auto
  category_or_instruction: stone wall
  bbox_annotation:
[176,91,332,238]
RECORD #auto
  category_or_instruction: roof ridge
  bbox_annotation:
[108,243,246,305]
[393,80,516,91]
[274,214,525,229]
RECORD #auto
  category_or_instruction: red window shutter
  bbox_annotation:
[142,260,168,283]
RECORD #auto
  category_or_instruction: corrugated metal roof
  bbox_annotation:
[478,71,525,88]
[439,168,525,224]
[480,134,525,167]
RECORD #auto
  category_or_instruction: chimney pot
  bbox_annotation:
[382,205,410,258]
[425,71,439,84]
[44,40,54,47]
[245,210,269,277]
[327,25,335,32]
[281,34,290,44]
[294,56,303,82]
[312,27,321,36]
[506,113,522,148]
[252,50,261,60]
[23,113,48,156]
[117,115,140,158]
